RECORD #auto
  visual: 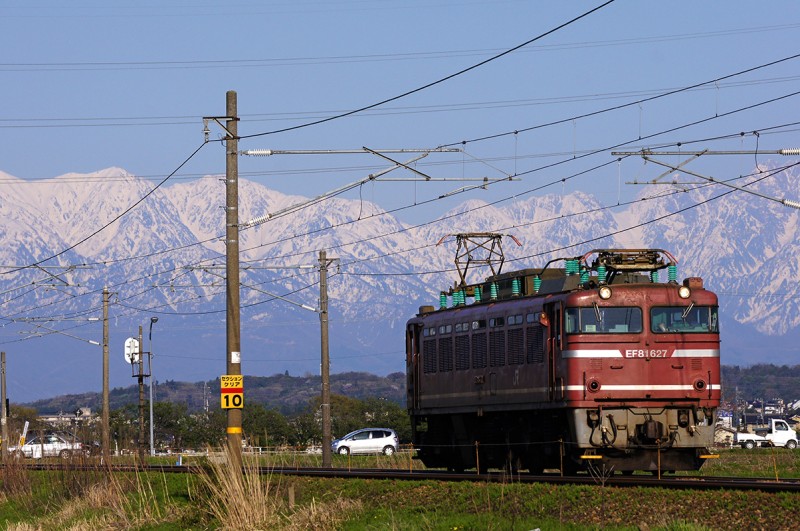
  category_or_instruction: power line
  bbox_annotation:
[440,52,800,148]
[237,1,616,140]
[1,142,208,275]
[2,74,797,130]
[2,22,796,71]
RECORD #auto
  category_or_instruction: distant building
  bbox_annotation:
[38,408,93,428]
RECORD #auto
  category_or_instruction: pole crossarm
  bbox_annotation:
[240,147,461,156]
[18,322,100,345]
[239,153,429,229]
[612,149,800,156]
[198,267,317,312]
[626,154,800,209]
[202,116,238,141]
[0,265,89,296]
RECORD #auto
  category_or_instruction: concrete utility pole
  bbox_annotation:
[319,250,336,468]
[148,316,158,456]
[225,90,242,463]
[102,287,110,462]
[1,351,7,460]
[137,325,145,463]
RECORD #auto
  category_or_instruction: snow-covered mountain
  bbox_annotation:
[1,165,798,401]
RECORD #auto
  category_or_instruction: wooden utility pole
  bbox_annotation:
[225,90,242,463]
[102,287,110,462]
[320,251,333,467]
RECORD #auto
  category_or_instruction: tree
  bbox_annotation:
[296,394,412,444]
[242,403,290,448]
[153,401,190,451]
[109,404,138,453]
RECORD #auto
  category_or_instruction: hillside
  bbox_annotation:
[22,365,800,417]
[25,372,406,416]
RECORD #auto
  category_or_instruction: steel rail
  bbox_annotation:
[4,462,800,492]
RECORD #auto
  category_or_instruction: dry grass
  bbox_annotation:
[1,458,185,530]
[285,497,363,531]
[193,444,363,530]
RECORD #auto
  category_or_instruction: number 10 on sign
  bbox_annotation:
[220,375,244,409]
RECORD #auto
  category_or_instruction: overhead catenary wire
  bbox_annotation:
[439,52,800,148]
[1,142,208,275]
[236,1,617,140]
[5,67,798,326]
[6,111,796,326]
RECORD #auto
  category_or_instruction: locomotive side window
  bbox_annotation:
[651,306,718,333]
[565,307,643,334]
[489,317,505,328]
[472,320,486,330]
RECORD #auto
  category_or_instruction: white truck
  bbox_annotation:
[734,419,798,449]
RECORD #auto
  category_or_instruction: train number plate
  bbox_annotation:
[624,349,669,358]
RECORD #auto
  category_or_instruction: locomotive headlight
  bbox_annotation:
[598,286,612,300]
[678,286,691,299]
[693,379,707,392]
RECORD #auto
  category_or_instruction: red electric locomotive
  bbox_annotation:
[406,248,720,474]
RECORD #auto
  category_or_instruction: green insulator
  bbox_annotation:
[457,289,464,306]
[597,264,607,284]
[439,292,447,309]
[512,278,520,296]
[453,290,461,307]
[533,275,542,293]
[651,270,659,283]
[566,259,579,276]
[474,285,482,303]
[668,264,677,282]
[490,282,498,300]
[580,267,589,284]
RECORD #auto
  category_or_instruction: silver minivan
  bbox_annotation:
[331,428,399,456]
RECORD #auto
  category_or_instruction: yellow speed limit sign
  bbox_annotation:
[220,375,244,409]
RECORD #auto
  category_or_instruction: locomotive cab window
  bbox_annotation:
[651,306,718,333]
[565,306,642,334]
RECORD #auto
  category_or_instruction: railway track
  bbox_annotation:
[6,462,800,492]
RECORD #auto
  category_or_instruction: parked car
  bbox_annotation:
[10,433,84,459]
[331,428,399,456]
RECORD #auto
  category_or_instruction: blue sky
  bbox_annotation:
[2,1,800,401]
[2,0,798,222]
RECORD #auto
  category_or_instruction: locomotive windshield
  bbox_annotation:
[651,306,718,333]
[565,306,642,334]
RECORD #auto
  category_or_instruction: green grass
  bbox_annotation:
[1,448,799,529]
